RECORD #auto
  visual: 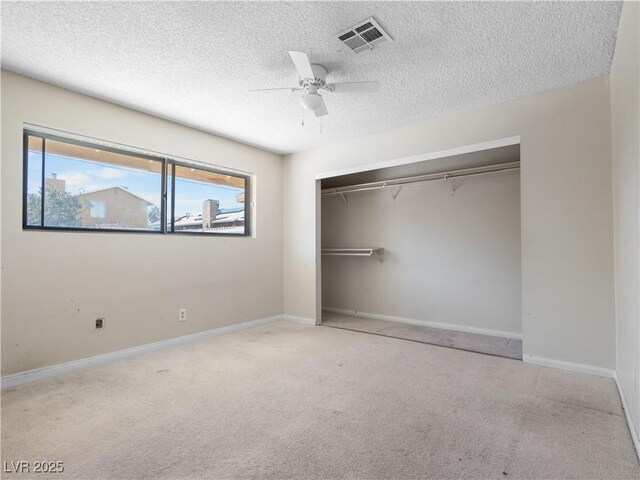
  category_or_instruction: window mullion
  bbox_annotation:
[161,159,167,234]
[40,137,46,227]
[171,163,176,233]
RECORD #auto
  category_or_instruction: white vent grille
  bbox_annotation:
[336,17,392,54]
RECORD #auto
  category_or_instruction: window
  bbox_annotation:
[24,133,163,231]
[90,201,106,219]
[24,130,250,236]
[170,164,248,235]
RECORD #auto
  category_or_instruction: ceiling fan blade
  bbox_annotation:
[288,51,315,80]
[314,97,328,117]
[329,81,379,93]
[249,87,301,92]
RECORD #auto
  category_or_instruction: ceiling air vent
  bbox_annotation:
[336,17,393,54]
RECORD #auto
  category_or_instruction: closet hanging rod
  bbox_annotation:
[322,248,384,257]
[321,161,520,197]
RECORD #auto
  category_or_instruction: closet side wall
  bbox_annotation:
[322,171,521,336]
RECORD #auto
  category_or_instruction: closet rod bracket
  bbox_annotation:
[444,174,459,196]
[384,183,402,200]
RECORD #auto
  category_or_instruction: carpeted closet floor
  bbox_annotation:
[1,321,638,479]
[321,311,522,359]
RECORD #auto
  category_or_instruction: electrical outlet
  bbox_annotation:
[178,308,187,322]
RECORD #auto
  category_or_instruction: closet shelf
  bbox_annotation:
[321,248,384,257]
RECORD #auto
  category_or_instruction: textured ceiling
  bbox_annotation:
[1,1,622,154]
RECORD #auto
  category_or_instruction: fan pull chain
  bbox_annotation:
[301,105,304,127]
[320,116,323,134]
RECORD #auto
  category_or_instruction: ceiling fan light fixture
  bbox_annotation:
[302,92,323,111]
[249,50,378,122]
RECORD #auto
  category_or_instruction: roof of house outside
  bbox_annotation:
[74,186,154,206]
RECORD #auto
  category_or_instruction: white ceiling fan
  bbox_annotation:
[250,51,379,117]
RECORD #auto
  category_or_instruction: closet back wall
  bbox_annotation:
[322,171,521,336]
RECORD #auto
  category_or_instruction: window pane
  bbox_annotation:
[173,165,247,235]
[41,138,163,230]
[25,136,43,226]
[90,201,106,218]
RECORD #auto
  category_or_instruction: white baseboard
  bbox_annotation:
[614,372,640,461]
[523,355,616,379]
[322,307,522,340]
[281,314,317,325]
[1,315,291,390]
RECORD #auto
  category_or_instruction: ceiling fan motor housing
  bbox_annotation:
[299,64,328,88]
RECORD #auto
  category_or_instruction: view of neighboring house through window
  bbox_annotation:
[171,165,247,235]
[24,131,250,235]
[25,134,163,231]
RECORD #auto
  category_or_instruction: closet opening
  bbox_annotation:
[319,143,522,360]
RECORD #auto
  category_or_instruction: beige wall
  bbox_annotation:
[612,2,640,440]
[321,171,521,336]
[1,71,283,375]
[284,76,615,370]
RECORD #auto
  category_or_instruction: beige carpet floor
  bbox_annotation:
[322,312,522,359]
[1,321,638,479]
